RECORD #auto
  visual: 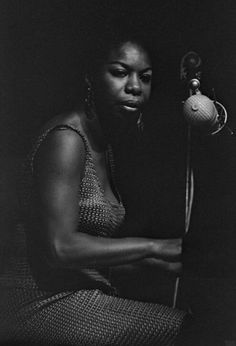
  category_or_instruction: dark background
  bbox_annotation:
[1,0,236,342]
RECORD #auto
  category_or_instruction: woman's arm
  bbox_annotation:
[34,129,182,269]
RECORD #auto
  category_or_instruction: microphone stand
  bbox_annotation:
[172,87,195,309]
[172,51,230,308]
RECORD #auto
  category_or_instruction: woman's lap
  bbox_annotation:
[0,287,187,345]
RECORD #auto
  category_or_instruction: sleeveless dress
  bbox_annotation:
[0,124,187,345]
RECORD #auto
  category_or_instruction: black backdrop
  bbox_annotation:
[1,0,236,342]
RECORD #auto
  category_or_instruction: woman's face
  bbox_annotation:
[92,41,152,123]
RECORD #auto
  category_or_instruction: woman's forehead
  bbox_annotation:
[107,41,152,67]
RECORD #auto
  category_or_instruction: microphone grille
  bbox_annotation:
[183,94,218,128]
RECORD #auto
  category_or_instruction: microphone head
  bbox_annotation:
[183,94,218,130]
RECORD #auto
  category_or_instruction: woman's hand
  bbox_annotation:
[150,238,183,262]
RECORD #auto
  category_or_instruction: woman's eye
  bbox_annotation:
[140,74,152,83]
[110,69,127,77]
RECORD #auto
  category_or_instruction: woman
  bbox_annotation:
[0,33,188,345]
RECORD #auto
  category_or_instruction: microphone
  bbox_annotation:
[183,91,228,135]
[181,52,228,135]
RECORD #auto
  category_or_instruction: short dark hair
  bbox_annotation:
[85,30,154,73]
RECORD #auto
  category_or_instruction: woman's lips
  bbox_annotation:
[121,105,138,111]
[119,101,141,112]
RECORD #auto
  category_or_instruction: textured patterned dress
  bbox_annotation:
[0,124,187,345]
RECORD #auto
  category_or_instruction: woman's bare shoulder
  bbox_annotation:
[40,110,84,133]
[34,111,86,176]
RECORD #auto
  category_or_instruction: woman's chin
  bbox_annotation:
[99,106,142,140]
[114,106,141,121]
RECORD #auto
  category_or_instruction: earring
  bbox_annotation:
[137,112,144,132]
[84,85,95,119]
[85,85,91,108]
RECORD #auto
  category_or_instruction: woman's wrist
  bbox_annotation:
[147,238,182,261]
[147,239,160,258]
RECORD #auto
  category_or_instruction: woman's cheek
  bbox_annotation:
[107,82,123,100]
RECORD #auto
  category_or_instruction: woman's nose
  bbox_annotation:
[125,74,141,96]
